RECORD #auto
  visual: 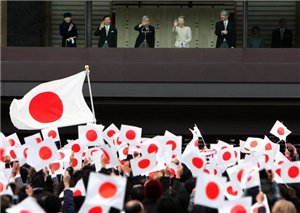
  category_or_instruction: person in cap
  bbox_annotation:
[59,12,78,47]
[94,15,118,48]
[215,10,236,48]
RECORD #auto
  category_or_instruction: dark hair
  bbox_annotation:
[102,15,111,21]
[252,26,261,33]
[157,196,182,213]
[124,200,143,213]
[63,12,72,18]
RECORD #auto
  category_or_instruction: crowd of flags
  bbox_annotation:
[0,120,299,212]
[1,71,299,212]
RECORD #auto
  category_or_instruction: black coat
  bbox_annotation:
[59,21,78,47]
[94,25,118,48]
[215,20,236,48]
[134,24,155,48]
[271,28,293,48]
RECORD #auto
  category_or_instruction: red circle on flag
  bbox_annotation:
[288,166,299,178]
[0,182,3,192]
[59,152,65,160]
[36,137,42,143]
[275,168,281,177]
[71,144,81,153]
[73,190,82,197]
[264,154,269,163]
[125,130,136,140]
[51,162,60,171]
[48,130,57,139]
[86,130,98,142]
[123,147,129,155]
[20,210,31,213]
[29,92,63,123]
[250,140,257,148]
[72,158,78,167]
[277,127,285,136]
[10,150,16,159]
[166,140,176,150]
[222,151,231,161]
[138,159,150,169]
[148,144,158,154]
[39,146,52,160]
[192,157,204,169]
[230,205,247,213]
[205,182,220,200]
[107,130,116,138]
[227,186,238,196]
[98,182,117,199]
[9,139,15,146]
[265,143,272,150]
[237,169,244,182]
[23,147,28,158]
[88,207,102,213]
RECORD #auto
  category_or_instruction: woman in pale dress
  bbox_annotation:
[172,16,192,48]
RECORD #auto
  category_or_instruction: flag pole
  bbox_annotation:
[85,65,96,123]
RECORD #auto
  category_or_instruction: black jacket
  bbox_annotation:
[59,21,78,47]
[134,24,155,48]
[94,25,118,48]
[271,28,293,48]
[215,20,236,48]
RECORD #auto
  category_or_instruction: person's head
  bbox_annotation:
[156,196,182,213]
[220,10,229,21]
[142,16,150,26]
[103,15,111,25]
[124,200,144,213]
[130,184,144,202]
[63,12,72,23]
[177,16,185,27]
[37,192,62,213]
[272,199,297,213]
[251,26,261,36]
[144,179,162,200]
[1,195,10,212]
[279,18,287,28]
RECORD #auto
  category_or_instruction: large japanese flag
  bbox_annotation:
[10,71,94,130]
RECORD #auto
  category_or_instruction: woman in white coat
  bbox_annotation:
[172,16,192,48]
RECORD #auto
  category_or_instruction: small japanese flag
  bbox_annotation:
[78,123,104,147]
[41,127,60,142]
[119,125,142,146]
[118,145,129,161]
[181,148,206,177]
[65,139,86,154]
[26,138,59,171]
[85,172,127,210]
[102,123,119,147]
[49,161,64,175]
[217,147,237,168]
[194,171,226,209]
[218,197,252,213]
[270,120,291,141]
[5,133,21,148]
[73,178,86,197]
[24,133,43,145]
[13,144,28,166]
[141,139,162,157]
[224,180,243,200]
[281,161,300,183]
[79,201,110,213]
[6,197,45,213]
[130,153,157,176]
[161,135,182,157]
[244,137,266,152]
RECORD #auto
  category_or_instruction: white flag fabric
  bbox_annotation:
[6,197,46,213]
[10,71,94,130]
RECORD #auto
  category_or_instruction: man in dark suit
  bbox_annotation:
[134,16,155,48]
[59,12,78,47]
[94,15,117,48]
[272,18,293,48]
[215,10,235,48]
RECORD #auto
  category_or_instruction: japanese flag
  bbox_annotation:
[130,153,157,176]
[24,133,43,145]
[218,197,252,213]
[217,147,237,168]
[270,120,291,141]
[119,125,142,146]
[41,127,60,142]
[224,180,243,200]
[85,172,127,210]
[26,138,59,171]
[181,148,206,177]
[118,145,129,161]
[70,153,83,170]
[49,161,64,176]
[5,133,21,148]
[194,172,226,209]
[141,139,162,157]
[102,123,119,147]
[73,178,86,197]
[79,201,110,213]
[244,137,266,152]
[65,139,86,154]
[160,135,182,157]
[78,124,104,147]
[9,71,94,130]
[281,161,300,183]
[13,145,28,166]
[6,197,45,213]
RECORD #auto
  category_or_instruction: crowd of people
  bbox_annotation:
[59,10,293,48]
[0,122,300,213]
